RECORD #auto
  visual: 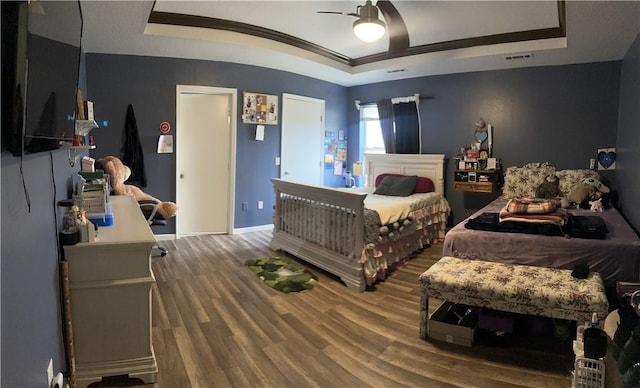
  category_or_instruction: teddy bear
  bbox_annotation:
[565,177,610,209]
[98,155,178,218]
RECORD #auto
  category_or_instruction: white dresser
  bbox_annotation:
[64,195,158,387]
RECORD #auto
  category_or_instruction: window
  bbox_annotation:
[360,104,385,154]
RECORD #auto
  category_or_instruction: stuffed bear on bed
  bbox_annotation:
[565,177,610,209]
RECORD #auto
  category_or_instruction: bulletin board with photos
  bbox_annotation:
[242,92,278,125]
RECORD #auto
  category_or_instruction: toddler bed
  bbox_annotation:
[270,153,450,291]
[443,163,640,285]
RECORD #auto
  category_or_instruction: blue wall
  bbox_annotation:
[85,54,348,231]
[348,62,622,224]
[617,32,640,233]
[3,33,640,386]
[1,151,75,387]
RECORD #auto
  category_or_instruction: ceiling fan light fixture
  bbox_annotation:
[352,1,386,43]
[353,18,386,42]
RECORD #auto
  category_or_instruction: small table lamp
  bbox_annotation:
[352,161,364,187]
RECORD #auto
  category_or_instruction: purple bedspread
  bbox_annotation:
[443,199,640,285]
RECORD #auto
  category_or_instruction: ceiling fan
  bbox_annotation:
[318,0,410,55]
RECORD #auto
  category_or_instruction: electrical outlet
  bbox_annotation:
[590,158,596,169]
[47,359,53,388]
[257,201,264,210]
[241,202,248,211]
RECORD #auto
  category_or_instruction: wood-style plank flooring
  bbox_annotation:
[90,231,577,388]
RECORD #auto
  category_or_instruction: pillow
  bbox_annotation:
[374,175,418,196]
[374,173,435,193]
[414,176,435,193]
[555,169,601,196]
[502,163,556,199]
[375,173,401,187]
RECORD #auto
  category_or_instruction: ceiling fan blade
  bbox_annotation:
[317,11,359,17]
[376,0,409,55]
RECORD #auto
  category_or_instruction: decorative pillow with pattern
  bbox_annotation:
[502,163,556,199]
[555,169,601,196]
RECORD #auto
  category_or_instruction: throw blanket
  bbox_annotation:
[505,198,558,214]
[499,207,569,226]
[364,193,412,225]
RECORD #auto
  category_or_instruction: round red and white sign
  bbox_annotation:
[159,121,171,134]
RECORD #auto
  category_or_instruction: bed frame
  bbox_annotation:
[270,153,446,291]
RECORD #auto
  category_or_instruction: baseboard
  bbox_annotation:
[154,233,175,241]
[233,224,273,234]
[154,225,272,239]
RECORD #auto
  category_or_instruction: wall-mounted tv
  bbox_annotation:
[1,0,83,157]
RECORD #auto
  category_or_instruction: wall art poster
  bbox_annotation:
[242,92,278,125]
[597,148,616,170]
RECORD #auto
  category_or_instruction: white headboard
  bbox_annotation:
[364,153,446,196]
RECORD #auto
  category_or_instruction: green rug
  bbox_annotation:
[246,256,318,293]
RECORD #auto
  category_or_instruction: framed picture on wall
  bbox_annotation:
[242,92,278,125]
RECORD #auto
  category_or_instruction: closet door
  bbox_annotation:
[176,85,237,236]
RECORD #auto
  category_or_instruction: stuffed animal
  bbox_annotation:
[582,177,610,194]
[98,156,178,218]
[589,198,604,212]
[566,183,596,205]
[535,174,560,199]
[566,177,610,208]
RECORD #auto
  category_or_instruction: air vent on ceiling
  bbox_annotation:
[504,53,534,61]
[386,68,407,73]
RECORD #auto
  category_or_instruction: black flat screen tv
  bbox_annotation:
[2,0,83,156]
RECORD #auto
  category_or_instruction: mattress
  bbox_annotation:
[443,198,640,285]
[349,187,448,245]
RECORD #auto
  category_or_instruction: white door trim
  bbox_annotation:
[175,85,237,238]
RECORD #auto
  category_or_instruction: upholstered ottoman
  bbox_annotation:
[419,257,609,339]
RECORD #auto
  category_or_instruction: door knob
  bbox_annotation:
[180,173,184,179]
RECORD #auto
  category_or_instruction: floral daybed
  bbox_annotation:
[419,257,609,339]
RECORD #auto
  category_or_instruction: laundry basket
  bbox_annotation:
[572,357,605,388]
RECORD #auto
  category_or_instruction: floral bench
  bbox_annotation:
[419,257,609,339]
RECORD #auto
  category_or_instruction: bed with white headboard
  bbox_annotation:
[270,153,450,292]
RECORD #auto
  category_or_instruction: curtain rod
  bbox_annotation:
[354,94,434,110]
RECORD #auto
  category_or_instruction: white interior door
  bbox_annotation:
[280,93,324,185]
[176,85,236,237]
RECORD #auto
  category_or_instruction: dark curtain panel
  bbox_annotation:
[376,99,396,154]
[121,104,147,187]
[392,101,420,154]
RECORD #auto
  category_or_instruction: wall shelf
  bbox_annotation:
[61,144,96,167]
[75,120,99,136]
[55,120,99,166]
[453,169,502,193]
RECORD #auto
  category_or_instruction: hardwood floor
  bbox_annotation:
[89,231,576,388]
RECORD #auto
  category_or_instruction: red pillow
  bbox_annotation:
[374,174,434,193]
[415,176,435,193]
